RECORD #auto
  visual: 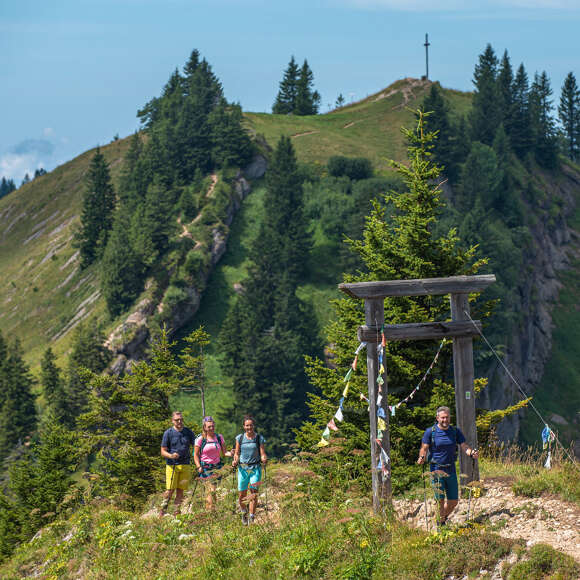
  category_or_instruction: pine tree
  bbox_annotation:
[272,56,299,114]
[78,329,179,504]
[0,177,16,199]
[558,72,580,161]
[422,83,458,182]
[75,147,116,268]
[296,112,486,492]
[221,137,318,455]
[510,64,533,158]
[100,212,145,317]
[295,59,320,115]
[470,44,502,145]
[64,321,111,424]
[0,339,36,460]
[498,50,515,133]
[40,347,67,423]
[530,71,559,168]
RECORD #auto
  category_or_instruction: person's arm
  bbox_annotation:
[232,438,240,467]
[193,444,203,475]
[417,442,430,464]
[161,446,179,460]
[259,443,267,465]
[459,442,479,458]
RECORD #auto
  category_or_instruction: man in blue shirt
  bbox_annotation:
[159,411,196,516]
[417,406,479,526]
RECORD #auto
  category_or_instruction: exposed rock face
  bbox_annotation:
[105,156,266,372]
[482,165,579,451]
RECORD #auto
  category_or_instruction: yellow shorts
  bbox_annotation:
[165,464,192,490]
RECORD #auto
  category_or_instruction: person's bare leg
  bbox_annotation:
[160,489,174,516]
[442,499,458,520]
[173,488,184,514]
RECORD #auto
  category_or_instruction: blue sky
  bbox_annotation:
[1,0,579,182]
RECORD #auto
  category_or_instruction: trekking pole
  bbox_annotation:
[263,464,269,517]
[231,467,236,515]
[421,462,429,532]
[467,451,476,522]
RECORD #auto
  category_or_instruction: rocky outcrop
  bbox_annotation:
[481,164,580,451]
[105,156,266,372]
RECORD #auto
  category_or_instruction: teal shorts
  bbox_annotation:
[237,464,262,491]
[430,468,459,500]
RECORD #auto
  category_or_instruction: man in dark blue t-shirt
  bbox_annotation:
[417,406,479,526]
[159,411,196,516]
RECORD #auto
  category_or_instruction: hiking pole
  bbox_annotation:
[421,462,429,532]
[263,464,269,517]
[466,450,477,522]
[231,467,236,515]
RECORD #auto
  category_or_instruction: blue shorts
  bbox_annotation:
[430,467,459,500]
[237,464,262,491]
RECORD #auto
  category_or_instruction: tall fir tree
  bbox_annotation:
[498,50,515,134]
[0,338,36,460]
[40,347,67,423]
[422,83,458,182]
[296,112,488,492]
[221,136,318,455]
[75,148,116,268]
[530,71,559,168]
[558,71,580,161]
[272,56,300,114]
[295,59,320,115]
[100,211,145,317]
[510,64,534,158]
[78,329,179,504]
[470,44,502,146]
[64,320,111,424]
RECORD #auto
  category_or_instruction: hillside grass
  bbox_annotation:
[2,457,578,580]
[0,138,130,369]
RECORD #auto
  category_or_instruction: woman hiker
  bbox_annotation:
[193,416,231,511]
[232,415,267,525]
[160,411,196,517]
[417,406,479,526]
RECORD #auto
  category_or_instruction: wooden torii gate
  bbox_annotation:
[338,274,496,512]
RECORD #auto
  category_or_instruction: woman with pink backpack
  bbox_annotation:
[193,416,231,511]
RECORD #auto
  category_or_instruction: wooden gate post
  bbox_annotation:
[365,298,384,512]
[450,293,479,482]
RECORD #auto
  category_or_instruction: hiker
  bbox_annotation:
[193,416,231,511]
[417,406,479,526]
[160,411,196,516]
[232,415,267,525]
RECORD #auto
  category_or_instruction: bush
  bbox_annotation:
[327,156,373,180]
[506,543,579,579]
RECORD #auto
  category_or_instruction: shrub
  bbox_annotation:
[327,156,373,180]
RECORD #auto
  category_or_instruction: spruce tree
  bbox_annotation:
[470,44,502,145]
[498,50,515,135]
[64,320,111,424]
[295,59,320,115]
[558,72,580,161]
[78,329,179,504]
[296,112,486,492]
[100,212,145,317]
[40,347,67,423]
[510,64,533,158]
[0,339,36,460]
[0,177,16,199]
[530,71,559,168]
[422,84,457,182]
[221,136,318,455]
[272,56,299,114]
[75,148,116,268]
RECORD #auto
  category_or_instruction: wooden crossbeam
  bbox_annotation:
[358,320,482,342]
[339,274,496,299]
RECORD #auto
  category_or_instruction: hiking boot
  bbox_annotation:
[248,514,255,525]
[241,511,248,526]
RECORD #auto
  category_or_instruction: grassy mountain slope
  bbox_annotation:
[0,139,131,367]
[0,78,435,371]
